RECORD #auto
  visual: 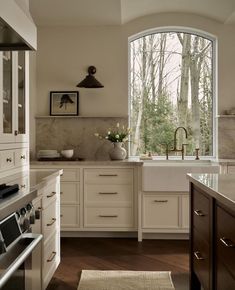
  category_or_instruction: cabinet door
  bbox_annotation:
[0,51,16,143]
[15,51,28,142]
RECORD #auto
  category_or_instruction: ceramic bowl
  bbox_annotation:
[61,149,74,159]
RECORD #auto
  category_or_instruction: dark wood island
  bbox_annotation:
[188,173,235,290]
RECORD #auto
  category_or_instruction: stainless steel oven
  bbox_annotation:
[0,212,42,290]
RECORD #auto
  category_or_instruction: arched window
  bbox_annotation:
[129,28,216,157]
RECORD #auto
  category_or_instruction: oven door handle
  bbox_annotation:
[0,233,42,289]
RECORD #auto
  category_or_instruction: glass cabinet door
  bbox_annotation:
[2,51,13,135]
[17,51,26,136]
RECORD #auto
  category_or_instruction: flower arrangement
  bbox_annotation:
[94,123,130,143]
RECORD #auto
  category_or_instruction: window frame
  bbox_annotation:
[128,26,218,159]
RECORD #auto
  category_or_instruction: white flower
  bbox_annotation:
[105,136,108,139]
[115,134,119,139]
[107,131,111,135]
[94,133,99,137]
[116,123,120,128]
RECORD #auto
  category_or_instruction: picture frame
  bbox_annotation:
[50,91,79,116]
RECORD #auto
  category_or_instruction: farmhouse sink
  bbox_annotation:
[142,160,220,191]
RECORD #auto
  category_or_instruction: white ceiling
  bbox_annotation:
[29,0,235,26]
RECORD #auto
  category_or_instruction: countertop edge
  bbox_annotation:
[187,174,235,212]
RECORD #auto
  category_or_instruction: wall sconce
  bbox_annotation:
[76,66,104,88]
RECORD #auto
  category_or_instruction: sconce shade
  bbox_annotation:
[77,66,104,88]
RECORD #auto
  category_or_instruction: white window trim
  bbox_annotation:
[128,26,218,159]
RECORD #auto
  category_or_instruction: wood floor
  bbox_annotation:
[47,238,189,290]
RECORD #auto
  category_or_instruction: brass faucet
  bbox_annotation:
[166,127,188,160]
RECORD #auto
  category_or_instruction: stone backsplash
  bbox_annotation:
[218,117,235,159]
[35,117,128,160]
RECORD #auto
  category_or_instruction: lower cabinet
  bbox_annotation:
[139,192,189,241]
[36,176,60,290]
[190,184,235,290]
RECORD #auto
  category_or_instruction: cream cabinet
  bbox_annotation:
[60,169,80,230]
[0,51,29,144]
[139,191,189,241]
[39,177,60,290]
[84,168,134,230]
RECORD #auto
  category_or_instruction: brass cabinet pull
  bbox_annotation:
[99,174,118,177]
[47,218,56,226]
[154,200,168,203]
[194,251,204,260]
[99,215,118,218]
[14,130,18,136]
[20,184,26,188]
[20,155,26,160]
[220,237,235,248]
[6,158,12,163]
[47,191,56,198]
[99,192,118,195]
[194,210,205,217]
[47,251,56,262]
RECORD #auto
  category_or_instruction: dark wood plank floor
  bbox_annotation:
[47,238,189,290]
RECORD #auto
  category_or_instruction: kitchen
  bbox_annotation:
[0,0,235,290]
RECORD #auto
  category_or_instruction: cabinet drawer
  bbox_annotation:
[0,150,15,170]
[15,148,28,167]
[42,181,58,209]
[61,169,79,182]
[142,195,179,228]
[43,200,58,243]
[84,207,133,228]
[60,182,80,204]
[84,184,133,205]
[84,169,133,185]
[182,195,189,228]
[43,233,60,288]
[216,205,235,275]
[193,189,210,243]
[193,228,211,290]
[61,205,79,228]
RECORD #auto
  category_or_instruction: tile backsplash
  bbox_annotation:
[35,117,128,160]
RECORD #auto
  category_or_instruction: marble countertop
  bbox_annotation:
[187,173,235,211]
[0,169,61,220]
[31,158,143,166]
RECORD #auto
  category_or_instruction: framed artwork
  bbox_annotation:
[50,91,79,116]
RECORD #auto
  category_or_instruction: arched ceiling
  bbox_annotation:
[29,0,235,26]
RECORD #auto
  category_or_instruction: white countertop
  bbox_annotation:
[0,169,62,219]
[187,173,235,211]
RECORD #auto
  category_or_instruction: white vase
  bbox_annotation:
[109,142,127,160]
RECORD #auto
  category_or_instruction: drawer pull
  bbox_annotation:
[99,192,118,195]
[60,214,63,218]
[20,155,26,160]
[99,174,118,177]
[194,210,205,217]
[47,218,56,226]
[60,191,63,195]
[99,215,118,218]
[20,184,26,188]
[47,251,56,262]
[6,158,12,163]
[220,237,235,248]
[154,200,168,203]
[47,191,56,198]
[194,251,204,260]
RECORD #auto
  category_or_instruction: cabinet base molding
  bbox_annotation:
[61,231,189,240]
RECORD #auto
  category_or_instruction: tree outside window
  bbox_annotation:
[129,30,214,157]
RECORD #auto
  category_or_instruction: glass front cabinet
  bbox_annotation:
[0,51,28,143]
